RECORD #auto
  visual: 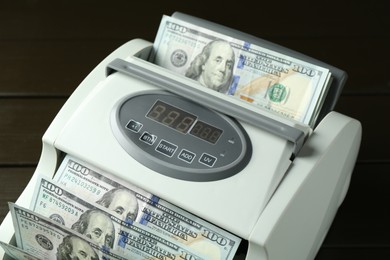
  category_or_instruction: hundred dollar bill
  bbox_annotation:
[30,175,208,260]
[150,15,332,126]
[8,202,128,260]
[53,154,241,260]
[0,241,40,260]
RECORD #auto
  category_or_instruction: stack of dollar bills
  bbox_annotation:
[150,15,332,127]
[1,154,241,259]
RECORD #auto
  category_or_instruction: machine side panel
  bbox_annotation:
[247,112,361,260]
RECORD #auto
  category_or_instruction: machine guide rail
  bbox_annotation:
[107,57,311,157]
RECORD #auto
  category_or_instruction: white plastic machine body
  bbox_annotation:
[0,14,361,260]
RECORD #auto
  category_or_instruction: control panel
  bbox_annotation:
[111,91,252,181]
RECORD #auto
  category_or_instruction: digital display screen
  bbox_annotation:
[146,100,223,144]
[147,100,197,133]
[190,121,223,144]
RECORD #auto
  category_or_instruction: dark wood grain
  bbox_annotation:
[322,163,390,246]
[0,98,66,164]
[0,168,34,220]
[335,96,390,161]
[0,0,389,259]
[0,41,125,95]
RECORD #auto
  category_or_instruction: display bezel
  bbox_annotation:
[111,91,252,182]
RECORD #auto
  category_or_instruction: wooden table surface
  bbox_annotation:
[1,1,389,259]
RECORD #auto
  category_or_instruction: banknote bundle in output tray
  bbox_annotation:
[2,154,242,260]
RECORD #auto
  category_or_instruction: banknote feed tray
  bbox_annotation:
[0,20,361,260]
[170,12,348,129]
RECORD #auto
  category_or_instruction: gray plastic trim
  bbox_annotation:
[107,58,305,157]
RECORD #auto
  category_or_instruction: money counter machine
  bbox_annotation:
[0,13,361,260]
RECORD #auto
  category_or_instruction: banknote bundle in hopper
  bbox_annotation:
[150,15,332,127]
[1,154,241,260]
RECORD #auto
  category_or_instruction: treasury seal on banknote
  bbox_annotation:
[50,213,65,225]
[35,234,53,250]
[268,83,288,103]
[170,49,187,67]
